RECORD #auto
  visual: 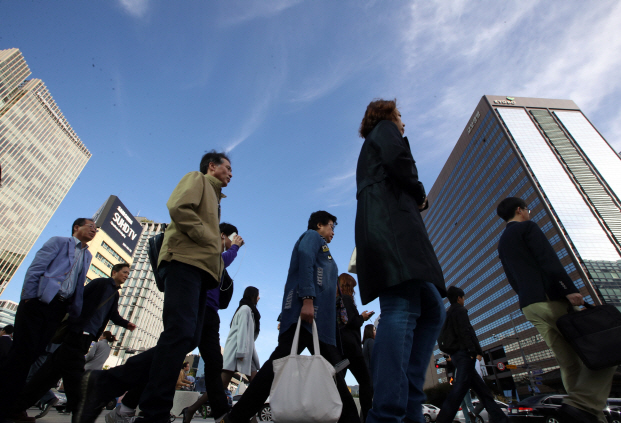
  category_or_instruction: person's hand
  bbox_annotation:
[232,234,245,247]
[418,197,428,210]
[566,293,584,306]
[127,323,137,331]
[361,311,373,321]
[301,298,314,323]
[476,355,483,361]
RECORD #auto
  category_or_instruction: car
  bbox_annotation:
[453,399,508,423]
[422,404,440,422]
[507,394,565,422]
[230,393,271,421]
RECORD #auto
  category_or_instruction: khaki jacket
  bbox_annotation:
[158,172,225,285]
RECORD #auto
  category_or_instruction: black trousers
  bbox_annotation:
[90,261,212,423]
[343,355,373,422]
[436,351,508,423]
[229,323,359,423]
[0,297,68,418]
[14,332,93,412]
[122,307,229,418]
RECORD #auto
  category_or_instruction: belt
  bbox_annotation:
[53,293,69,302]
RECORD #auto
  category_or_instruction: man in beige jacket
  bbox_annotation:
[74,151,232,423]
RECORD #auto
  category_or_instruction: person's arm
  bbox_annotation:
[374,121,427,205]
[236,307,254,360]
[524,222,580,298]
[498,247,521,295]
[84,341,99,363]
[222,244,240,268]
[22,237,62,299]
[166,172,212,247]
[455,307,483,357]
[297,232,322,323]
[109,305,133,330]
[343,295,365,330]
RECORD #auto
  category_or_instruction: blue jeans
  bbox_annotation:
[367,282,445,423]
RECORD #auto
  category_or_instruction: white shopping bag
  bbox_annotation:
[270,318,343,423]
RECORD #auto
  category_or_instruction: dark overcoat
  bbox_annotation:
[355,120,446,305]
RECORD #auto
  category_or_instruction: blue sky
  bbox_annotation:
[2,0,621,385]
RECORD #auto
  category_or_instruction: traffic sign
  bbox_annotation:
[497,362,506,371]
[506,364,517,369]
[536,381,542,385]
[534,377,543,381]
[534,387,541,393]
[532,369,543,375]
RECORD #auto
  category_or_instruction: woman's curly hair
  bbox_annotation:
[359,98,398,138]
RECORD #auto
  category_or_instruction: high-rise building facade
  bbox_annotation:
[423,96,621,395]
[0,299,18,327]
[104,218,166,368]
[0,48,91,296]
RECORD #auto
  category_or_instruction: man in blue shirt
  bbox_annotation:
[222,211,359,423]
[10,263,135,417]
[0,218,96,423]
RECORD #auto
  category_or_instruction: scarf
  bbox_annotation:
[336,285,348,326]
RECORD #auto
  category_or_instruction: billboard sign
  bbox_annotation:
[93,195,143,256]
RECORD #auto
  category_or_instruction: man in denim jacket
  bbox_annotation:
[223,211,359,423]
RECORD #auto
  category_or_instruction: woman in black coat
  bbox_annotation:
[336,273,374,422]
[355,99,447,423]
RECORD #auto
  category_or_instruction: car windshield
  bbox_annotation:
[518,395,549,406]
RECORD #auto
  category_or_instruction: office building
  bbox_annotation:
[104,217,166,368]
[423,96,621,395]
[0,48,91,296]
[0,299,18,327]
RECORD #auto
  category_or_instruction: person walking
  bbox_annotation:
[85,331,117,371]
[361,324,375,383]
[355,99,446,423]
[0,325,13,364]
[74,151,232,423]
[0,218,96,423]
[436,286,507,423]
[10,263,135,416]
[497,197,617,423]
[221,286,261,389]
[336,273,373,422]
[221,211,360,423]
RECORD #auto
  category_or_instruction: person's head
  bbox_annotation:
[1,324,14,338]
[243,286,260,305]
[111,263,130,286]
[496,197,530,222]
[72,218,97,243]
[102,331,116,343]
[200,150,232,187]
[338,273,357,297]
[308,211,337,243]
[220,222,238,250]
[362,324,376,343]
[359,98,404,138]
[447,285,465,305]
[182,361,190,371]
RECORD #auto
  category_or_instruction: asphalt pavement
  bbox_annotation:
[26,408,228,423]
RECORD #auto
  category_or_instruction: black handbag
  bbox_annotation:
[218,269,234,310]
[556,302,621,370]
[437,314,459,355]
[148,233,166,292]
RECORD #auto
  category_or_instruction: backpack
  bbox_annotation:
[437,314,459,354]
[147,233,166,292]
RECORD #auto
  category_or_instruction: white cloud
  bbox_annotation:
[118,0,149,18]
[220,0,303,26]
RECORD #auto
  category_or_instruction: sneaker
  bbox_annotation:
[105,406,136,423]
[35,398,59,419]
[72,370,111,423]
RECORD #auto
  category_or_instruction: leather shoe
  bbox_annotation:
[558,403,598,423]
[36,397,59,419]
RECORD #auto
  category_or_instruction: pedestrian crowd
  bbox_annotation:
[0,99,615,423]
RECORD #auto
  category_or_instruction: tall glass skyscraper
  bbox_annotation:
[0,48,91,296]
[423,96,621,395]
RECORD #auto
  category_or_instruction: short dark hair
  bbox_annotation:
[2,324,13,335]
[447,286,465,304]
[182,361,189,369]
[359,98,398,138]
[219,222,238,236]
[307,211,337,231]
[111,263,130,276]
[199,150,231,174]
[497,197,528,222]
[72,218,94,235]
[102,330,116,343]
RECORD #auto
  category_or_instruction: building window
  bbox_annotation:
[90,264,109,278]
[101,241,123,262]
[96,252,114,269]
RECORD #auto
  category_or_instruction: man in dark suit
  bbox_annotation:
[497,197,616,423]
[0,325,14,363]
[0,218,96,423]
[10,263,135,415]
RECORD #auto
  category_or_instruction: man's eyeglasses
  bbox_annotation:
[83,224,99,232]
